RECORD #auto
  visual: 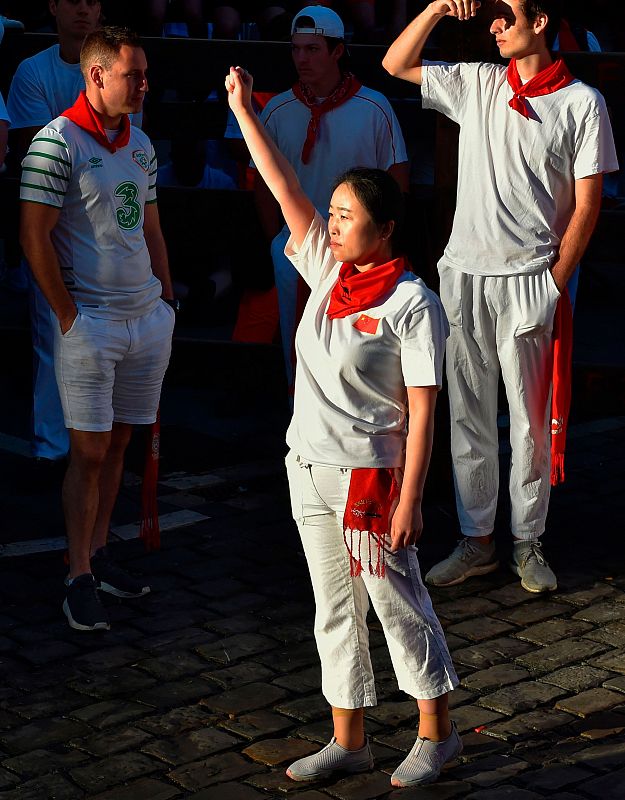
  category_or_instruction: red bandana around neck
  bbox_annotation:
[326,256,408,320]
[550,287,573,486]
[507,58,575,118]
[343,468,400,578]
[62,90,131,153]
[292,72,362,164]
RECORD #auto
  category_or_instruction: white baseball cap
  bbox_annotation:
[291,6,344,39]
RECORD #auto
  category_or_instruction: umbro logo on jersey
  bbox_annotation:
[89,157,103,168]
[132,150,150,172]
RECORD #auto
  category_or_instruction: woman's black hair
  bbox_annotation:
[331,167,405,249]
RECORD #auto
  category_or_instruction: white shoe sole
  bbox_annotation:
[510,563,557,593]
[63,599,110,631]
[97,581,150,599]
[426,560,499,587]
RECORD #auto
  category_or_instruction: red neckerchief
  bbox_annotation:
[292,73,362,164]
[507,58,575,119]
[62,90,131,153]
[550,288,573,486]
[326,256,407,320]
[343,468,400,578]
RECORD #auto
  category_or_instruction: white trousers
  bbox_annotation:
[286,451,458,709]
[438,264,560,540]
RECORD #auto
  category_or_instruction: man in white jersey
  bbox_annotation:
[256,6,409,396]
[7,0,138,467]
[20,27,176,631]
[384,0,618,592]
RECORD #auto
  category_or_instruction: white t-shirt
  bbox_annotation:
[285,213,448,469]
[421,61,619,275]
[260,85,408,215]
[7,45,141,130]
[20,117,161,319]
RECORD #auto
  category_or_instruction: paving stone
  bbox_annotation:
[74,645,145,671]
[459,731,508,761]
[464,787,542,799]
[202,662,275,690]
[70,751,159,790]
[554,583,620,607]
[70,726,153,756]
[480,709,575,741]
[0,712,20,732]
[135,652,209,680]
[603,674,625,693]
[517,764,594,791]
[494,601,572,626]
[479,681,566,715]
[573,710,625,740]
[0,717,92,755]
[1,747,89,778]
[275,695,330,723]
[448,617,516,643]
[373,728,419,753]
[482,584,533,608]
[273,666,322,694]
[142,727,240,766]
[0,773,83,799]
[199,682,288,715]
[540,665,613,692]
[189,782,267,799]
[387,782,473,800]
[242,736,317,766]
[203,616,262,636]
[515,638,609,676]
[447,688,476,708]
[0,770,19,791]
[462,665,530,693]
[71,699,152,729]
[167,751,264,791]
[246,768,310,793]
[435,598,502,624]
[454,638,535,670]
[219,710,295,741]
[566,739,625,770]
[455,754,529,787]
[135,678,215,708]
[556,687,625,717]
[573,602,625,625]
[450,706,504,734]
[324,769,395,799]
[17,641,81,666]
[89,777,181,799]
[364,700,417,728]
[139,628,218,653]
[256,641,321,673]
[295,719,339,744]
[9,688,87,720]
[578,766,625,799]
[135,705,217,737]
[196,634,278,665]
[590,648,625,674]
[584,622,625,647]
[67,668,157,699]
[514,619,594,646]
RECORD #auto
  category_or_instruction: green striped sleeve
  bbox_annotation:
[22,166,70,182]
[31,136,69,150]
[20,182,66,197]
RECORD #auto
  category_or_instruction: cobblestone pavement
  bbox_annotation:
[1,416,624,800]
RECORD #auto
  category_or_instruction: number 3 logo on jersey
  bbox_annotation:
[115,181,141,231]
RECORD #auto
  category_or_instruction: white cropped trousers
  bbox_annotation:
[438,264,560,540]
[286,451,458,709]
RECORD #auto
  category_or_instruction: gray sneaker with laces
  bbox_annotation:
[391,722,463,787]
[511,539,557,593]
[286,737,373,781]
[425,537,498,587]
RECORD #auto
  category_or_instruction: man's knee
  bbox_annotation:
[68,430,112,471]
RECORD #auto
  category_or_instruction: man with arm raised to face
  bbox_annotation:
[383,0,618,592]
[256,5,409,398]
[20,27,175,631]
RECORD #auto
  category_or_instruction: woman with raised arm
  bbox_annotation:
[226,66,461,788]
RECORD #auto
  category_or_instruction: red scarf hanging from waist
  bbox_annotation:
[507,58,575,118]
[62,90,131,153]
[550,287,573,486]
[292,72,362,164]
[326,256,407,320]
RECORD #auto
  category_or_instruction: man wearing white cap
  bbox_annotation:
[255,5,409,397]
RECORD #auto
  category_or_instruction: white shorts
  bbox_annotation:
[53,301,175,432]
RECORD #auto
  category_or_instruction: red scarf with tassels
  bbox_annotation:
[292,73,362,164]
[507,58,575,119]
[343,468,400,578]
[327,256,407,319]
[140,410,161,551]
[550,288,573,486]
[62,90,131,153]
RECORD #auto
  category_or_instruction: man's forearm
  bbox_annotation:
[22,235,76,328]
[551,193,602,291]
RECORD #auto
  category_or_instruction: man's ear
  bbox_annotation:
[89,64,104,88]
[533,11,548,36]
[331,42,345,63]
[48,0,58,18]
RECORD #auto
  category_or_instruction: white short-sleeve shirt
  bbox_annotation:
[421,61,619,276]
[20,117,161,319]
[285,213,448,469]
[260,85,408,215]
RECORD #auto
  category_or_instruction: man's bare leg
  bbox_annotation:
[90,422,133,555]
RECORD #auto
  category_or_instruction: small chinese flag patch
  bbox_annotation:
[353,314,380,334]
